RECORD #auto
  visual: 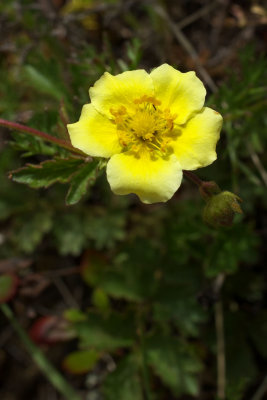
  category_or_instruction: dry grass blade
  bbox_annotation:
[154,4,218,93]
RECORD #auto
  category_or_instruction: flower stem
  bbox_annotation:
[1,303,81,400]
[183,170,203,186]
[0,118,85,156]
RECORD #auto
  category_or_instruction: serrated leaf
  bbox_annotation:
[62,350,100,375]
[102,355,143,400]
[52,212,89,256]
[66,160,98,205]
[99,272,144,302]
[153,289,206,337]
[0,273,19,303]
[97,240,161,302]
[10,158,84,189]
[84,212,126,250]
[73,312,135,351]
[145,334,202,397]
[12,210,53,253]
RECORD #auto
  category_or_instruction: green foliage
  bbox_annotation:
[97,240,159,302]
[208,45,267,194]
[102,356,143,400]
[10,158,85,188]
[11,210,53,253]
[10,157,99,207]
[66,160,99,205]
[204,222,258,277]
[62,349,100,374]
[23,64,66,101]
[146,334,202,396]
[91,288,110,312]
[72,312,135,350]
[10,132,59,157]
[51,206,126,255]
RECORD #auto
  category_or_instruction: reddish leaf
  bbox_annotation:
[29,316,75,345]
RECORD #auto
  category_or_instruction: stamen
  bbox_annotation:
[110,95,176,156]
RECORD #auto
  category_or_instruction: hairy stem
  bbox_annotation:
[0,118,85,156]
[1,304,81,400]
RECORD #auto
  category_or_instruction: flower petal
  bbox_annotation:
[172,107,223,170]
[150,64,206,125]
[106,152,182,204]
[89,70,154,118]
[67,104,121,158]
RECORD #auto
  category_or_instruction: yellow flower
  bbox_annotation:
[67,64,222,204]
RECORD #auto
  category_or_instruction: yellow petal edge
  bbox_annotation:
[89,69,154,119]
[107,152,182,204]
[150,63,206,125]
[172,107,223,170]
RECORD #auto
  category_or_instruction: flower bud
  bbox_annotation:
[202,191,243,227]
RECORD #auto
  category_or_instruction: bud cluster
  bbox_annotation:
[199,181,243,228]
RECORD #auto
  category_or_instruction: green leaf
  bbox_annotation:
[73,312,135,351]
[0,273,18,303]
[204,224,258,277]
[52,212,89,256]
[10,158,84,189]
[85,211,126,250]
[102,355,143,400]
[23,65,64,100]
[153,289,206,337]
[97,240,159,301]
[63,309,87,323]
[80,250,107,286]
[62,350,100,375]
[145,334,202,397]
[11,210,53,253]
[66,160,98,205]
[91,288,110,312]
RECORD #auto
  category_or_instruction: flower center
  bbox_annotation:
[110,95,177,156]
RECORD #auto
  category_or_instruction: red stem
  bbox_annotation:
[183,170,203,186]
[0,118,85,157]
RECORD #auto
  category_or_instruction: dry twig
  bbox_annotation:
[154,4,218,93]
